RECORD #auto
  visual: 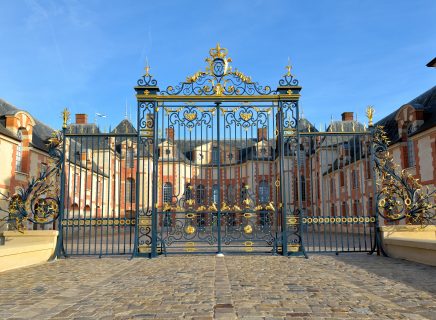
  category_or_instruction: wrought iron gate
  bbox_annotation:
[57,44,378,257]
[134,45,303,255]
[60,132,139,255]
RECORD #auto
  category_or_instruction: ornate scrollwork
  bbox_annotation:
[159,44,277,96]
[279,62,299,86]
[162,214,218,247]
[281,101,298,129]
[137,65,158,87]
[137,209,153,248]
[224,106,268,131]
[168,105,213,131]
[373,126,436,225]
[282,208,303,253]
[1,131,64,231]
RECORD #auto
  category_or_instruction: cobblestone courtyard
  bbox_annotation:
[0,254,435,319]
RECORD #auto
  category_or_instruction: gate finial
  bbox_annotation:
[285,57,292,77]
[209,43,228,59]
[62,108,70,129]
[366,106,375,126]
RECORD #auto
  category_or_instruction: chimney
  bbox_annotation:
[341,112,354,121]
[166,128,175,141]
[75,114,88,124]
[257,128,268,141]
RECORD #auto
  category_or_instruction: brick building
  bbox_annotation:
[0,99,55,229]
[1,85,435,227]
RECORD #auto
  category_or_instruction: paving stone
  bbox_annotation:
[0,254,435,319]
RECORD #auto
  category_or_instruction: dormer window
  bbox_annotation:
[165,148,171,156]
[407,124,416,135]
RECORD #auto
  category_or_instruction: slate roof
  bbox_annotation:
[376,86,436,144]
[299,118,318,132]
[67,123,101,135]
[112,119,137,134]
[0,98,54,151]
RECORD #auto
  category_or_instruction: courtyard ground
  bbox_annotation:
[0,253,435,319]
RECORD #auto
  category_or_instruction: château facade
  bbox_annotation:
[1,85,435,228]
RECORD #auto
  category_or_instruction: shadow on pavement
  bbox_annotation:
[331,253,436,295]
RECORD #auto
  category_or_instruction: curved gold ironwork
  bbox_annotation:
[244,225,253,234]
[373,125,436,225]
[185,225,196,235]
[1,131,64,231]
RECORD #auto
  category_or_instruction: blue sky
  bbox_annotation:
[0,0,435,130]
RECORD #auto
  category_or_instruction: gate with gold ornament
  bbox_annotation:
[134,44,304,255]
[56,44,380,257]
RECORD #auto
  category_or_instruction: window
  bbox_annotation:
[212,147,219,164]
[366,159,372,179]
[340,171,345,187]
[227,185,235,203]
[342,142,350,157]
[212,184,219,204]
[296,146,306,166]
[74,173,80,193]
[352,170,359,189]
[126,148,134,168]
[301,176,306,201]
[258,180,269,204]
[163,182,172,203]
[316,173,320,200]
[196,184,205,204]
[407,135,415,167]
[293,176,306,202]
[40,163,48,176]
[185,183,192,200]
[341,202,347,217]
[368,197,374,216]
[16,129,23,172]
[126,178,136,203]
[294,178,298,203]
[259,147,268,157]
[126,210,134,218]
[330,178,335,196]
[353,200,359,216]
